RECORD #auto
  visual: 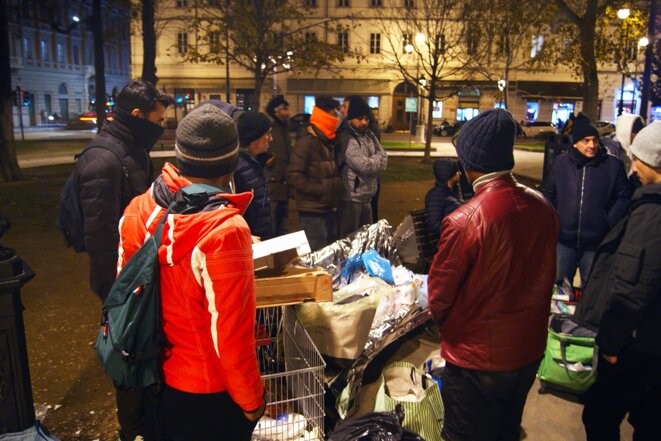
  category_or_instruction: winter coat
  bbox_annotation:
[76,109,163,298]
[267,117,291,202]
[424,183,462,245]
[234,149,273,240]
[574,183,661,357]
[336,120,387,203]
[286,124,343,214]
[117,162,264,413]
[428,173,559,371]
[540,145,631,250]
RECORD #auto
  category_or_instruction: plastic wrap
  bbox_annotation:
[299,220,401,290]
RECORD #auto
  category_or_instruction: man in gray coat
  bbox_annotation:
[336,96,387,237]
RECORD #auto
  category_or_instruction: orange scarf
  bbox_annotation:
[309,106,339,140]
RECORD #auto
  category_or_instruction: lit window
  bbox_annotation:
[530,35,543,58]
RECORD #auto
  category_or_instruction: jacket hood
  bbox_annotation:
[143,162,253,265]
[615,114,644,152]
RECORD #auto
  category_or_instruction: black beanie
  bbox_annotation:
[266,95,289,117]
[175,104,239,178]
[454,108,515,173]
[346,96,371,120]
[571,113,599,143]
[238,112,272,147]
[433,158,459,182]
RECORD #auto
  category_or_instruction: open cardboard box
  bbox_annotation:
[252,231,332,307]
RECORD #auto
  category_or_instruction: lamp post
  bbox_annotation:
[617,8,630,117]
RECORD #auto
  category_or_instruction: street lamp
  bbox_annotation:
[617,8,630,117]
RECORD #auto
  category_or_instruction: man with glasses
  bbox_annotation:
[541,113,630,289]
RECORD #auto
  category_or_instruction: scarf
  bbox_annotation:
[309,106,339,140]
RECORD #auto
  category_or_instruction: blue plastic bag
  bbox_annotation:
[362,249,394,284]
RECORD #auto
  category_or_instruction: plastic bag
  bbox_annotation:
[328,405,424,441]
[0,422,60,441]
[362,249,394,284]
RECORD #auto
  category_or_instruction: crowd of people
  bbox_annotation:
[71,78,659,441]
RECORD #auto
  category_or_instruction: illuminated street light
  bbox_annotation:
[638,37,649,48]
[404,43,414,54]
[617,8,631,116]
[415,32,425,45]
[617,8,630,19]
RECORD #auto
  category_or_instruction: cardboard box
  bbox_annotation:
[252,230,311,273]
[255,266,332,307]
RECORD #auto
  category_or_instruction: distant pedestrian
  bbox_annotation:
[235,111,274,241]
[287,96,343,251]
[265,95,292,236]
[428,108,559,441]
[575,121,661,441]
[424,158,462,247]
[336,96,387,237]
[540,113,631,288]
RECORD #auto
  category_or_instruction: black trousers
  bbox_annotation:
[441,359,540,441]
[161,385,257,441]
[582,346,661,441]
[116,384,160,441]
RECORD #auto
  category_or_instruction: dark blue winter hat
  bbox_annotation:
[454,108,515,173]
[571,113,599,143]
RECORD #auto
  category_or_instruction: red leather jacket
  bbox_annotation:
[428,173,559,371]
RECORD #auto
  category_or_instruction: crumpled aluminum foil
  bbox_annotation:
[298,220,402,290]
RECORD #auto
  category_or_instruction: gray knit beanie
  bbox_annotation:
[175,104,239,178]
[454,108,515,173]
[629,120,661,168]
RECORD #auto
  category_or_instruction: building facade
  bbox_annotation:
[8,0,131,128]
[133,0,656,130]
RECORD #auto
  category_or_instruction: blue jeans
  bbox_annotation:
[556,243,596,289]
[298,212,337,252]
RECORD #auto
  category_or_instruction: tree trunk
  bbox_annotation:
[423,91,435,163]
[93,0,106,131]
[0,1,25,182]
[578,3,599,120]
[141,0,158,84]
[252,75,264,112]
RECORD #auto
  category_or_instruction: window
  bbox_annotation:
[57,42,65,63]
[305,31,317,42]
[370,0,382,6]
[45,94,52,114]
[466,29,479,55]
[434,33,446,54]
[530,35,543,58]
[402,33,412,54]
[58,83,67,94]
[305,0,317,7]
[404,0,414,8]
[209,32,220,48]
[40,40,49,61]
[370,33,381,54]
[176,0,188,7]
[338,0,350,6]
[178,32,189,54]
[337,31,349,53]
[23,37,32,59]
[73,44,80,64]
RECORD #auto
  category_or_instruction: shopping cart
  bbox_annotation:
[253,306,326,441]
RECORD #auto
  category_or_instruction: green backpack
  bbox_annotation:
[94,184,223,389]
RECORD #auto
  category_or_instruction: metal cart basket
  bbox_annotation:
[253,306,326,441]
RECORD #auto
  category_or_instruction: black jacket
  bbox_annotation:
[76,109,164,298]
[234,149,273,240]
[424,183,461,245]
[574,183,661,357]
[540,145,631,249]
[267,117,291,202]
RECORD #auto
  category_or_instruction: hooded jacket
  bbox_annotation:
[603,114,644,171]
[117,162,264,413]
[336,119,387,203]
[76,109,164,298]
[540,145,631,249]
[286,124,342,213]
[428,174,559,371]
[573,183,661,357]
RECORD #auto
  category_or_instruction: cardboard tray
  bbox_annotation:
[255,266,332,308]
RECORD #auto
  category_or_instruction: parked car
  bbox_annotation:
[519,121,556,138]
[594,120,615,136]
[288,113,310,132]
[433,120,465,137]
[65,111,114,130]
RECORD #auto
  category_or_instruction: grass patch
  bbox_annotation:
[15,139,89,156]
[382,156,434,181]
[382,140,425,151]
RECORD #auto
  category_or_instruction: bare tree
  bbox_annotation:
[372,0,483,162]
[0,0,25,182]
[182,0,361,111]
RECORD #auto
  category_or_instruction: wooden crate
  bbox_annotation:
[255,267,332,307]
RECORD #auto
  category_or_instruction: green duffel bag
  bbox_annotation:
[538,314,597,396]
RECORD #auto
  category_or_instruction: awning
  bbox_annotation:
[514,81,583,100]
